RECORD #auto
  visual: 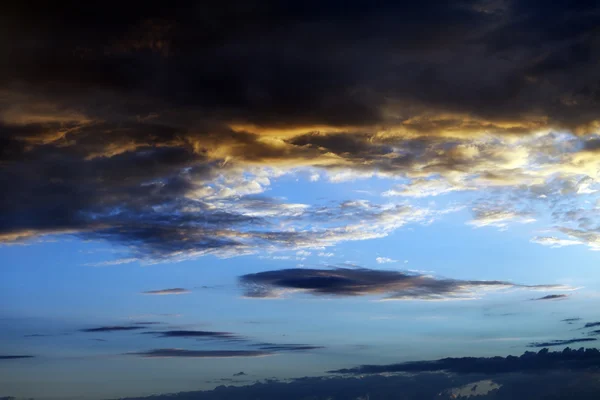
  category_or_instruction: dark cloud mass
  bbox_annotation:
[112,349,600,400]
[239,267,563,300]
[527,338,597,347]
[330,347,600,375]
[1,1,599,261]
[584,322,600,328]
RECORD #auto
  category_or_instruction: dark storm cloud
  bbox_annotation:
[239,267,563,300]
[125,349,271,358]
[330,347,600,375]
[532,294,569,300]
[81,326,145,333]
[583,322,600,328]
[1,0,600,259]
[233,371,246,376]
[3,1,599,129]
[527,338,597,348]
[0,355,34,360]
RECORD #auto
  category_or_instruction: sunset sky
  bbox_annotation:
[2,2,600,399]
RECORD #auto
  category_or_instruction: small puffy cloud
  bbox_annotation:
[239,267,566,301]
[318,252,334,258]
[376,257,397,264]
[141,288,191,295]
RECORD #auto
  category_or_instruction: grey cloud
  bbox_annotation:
[125,349,272,358]
[141,288,191,295]
[239,267,565,300]
[233,371,246,377]
[81,326,145,333]
[330,347,600,375]
[532,294,569,301]
[584,322,600,329]
[527,338,597,348]
[1,0,599,262]
[0,355,34,360]
[143,330,239,340]
[252,343,325,352]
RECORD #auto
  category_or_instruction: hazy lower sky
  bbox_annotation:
[2,1,600,399]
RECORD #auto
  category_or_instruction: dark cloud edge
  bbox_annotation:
[328,347,600,375]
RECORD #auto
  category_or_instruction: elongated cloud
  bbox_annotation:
[239,267,567,300]
[532,294,569,301]
[143,330,238,340]
[0,355,34,360]
[527,338,597,348]
[142,288,191,295]
[81,326,145,333]
[125,349,272,358]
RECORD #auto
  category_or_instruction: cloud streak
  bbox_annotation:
[125,349,272,358]
[239,267,567,301]
[0,355,34,360]
[81,326,145,333]
[141,288,191,295]
[532,294,569,301]
[527,338,597,348]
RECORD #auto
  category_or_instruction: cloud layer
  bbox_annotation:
[330,347,600,375]
[1,1,600,262]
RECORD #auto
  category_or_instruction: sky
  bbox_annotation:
[2,1,600,399]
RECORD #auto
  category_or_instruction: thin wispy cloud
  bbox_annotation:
[125,349,272,358]
[81,326,145,333]
[527,338,597,348]
[143,330,239,340]
[532,294,569,301]
[141,288,191,295]
[0,355,34,360]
